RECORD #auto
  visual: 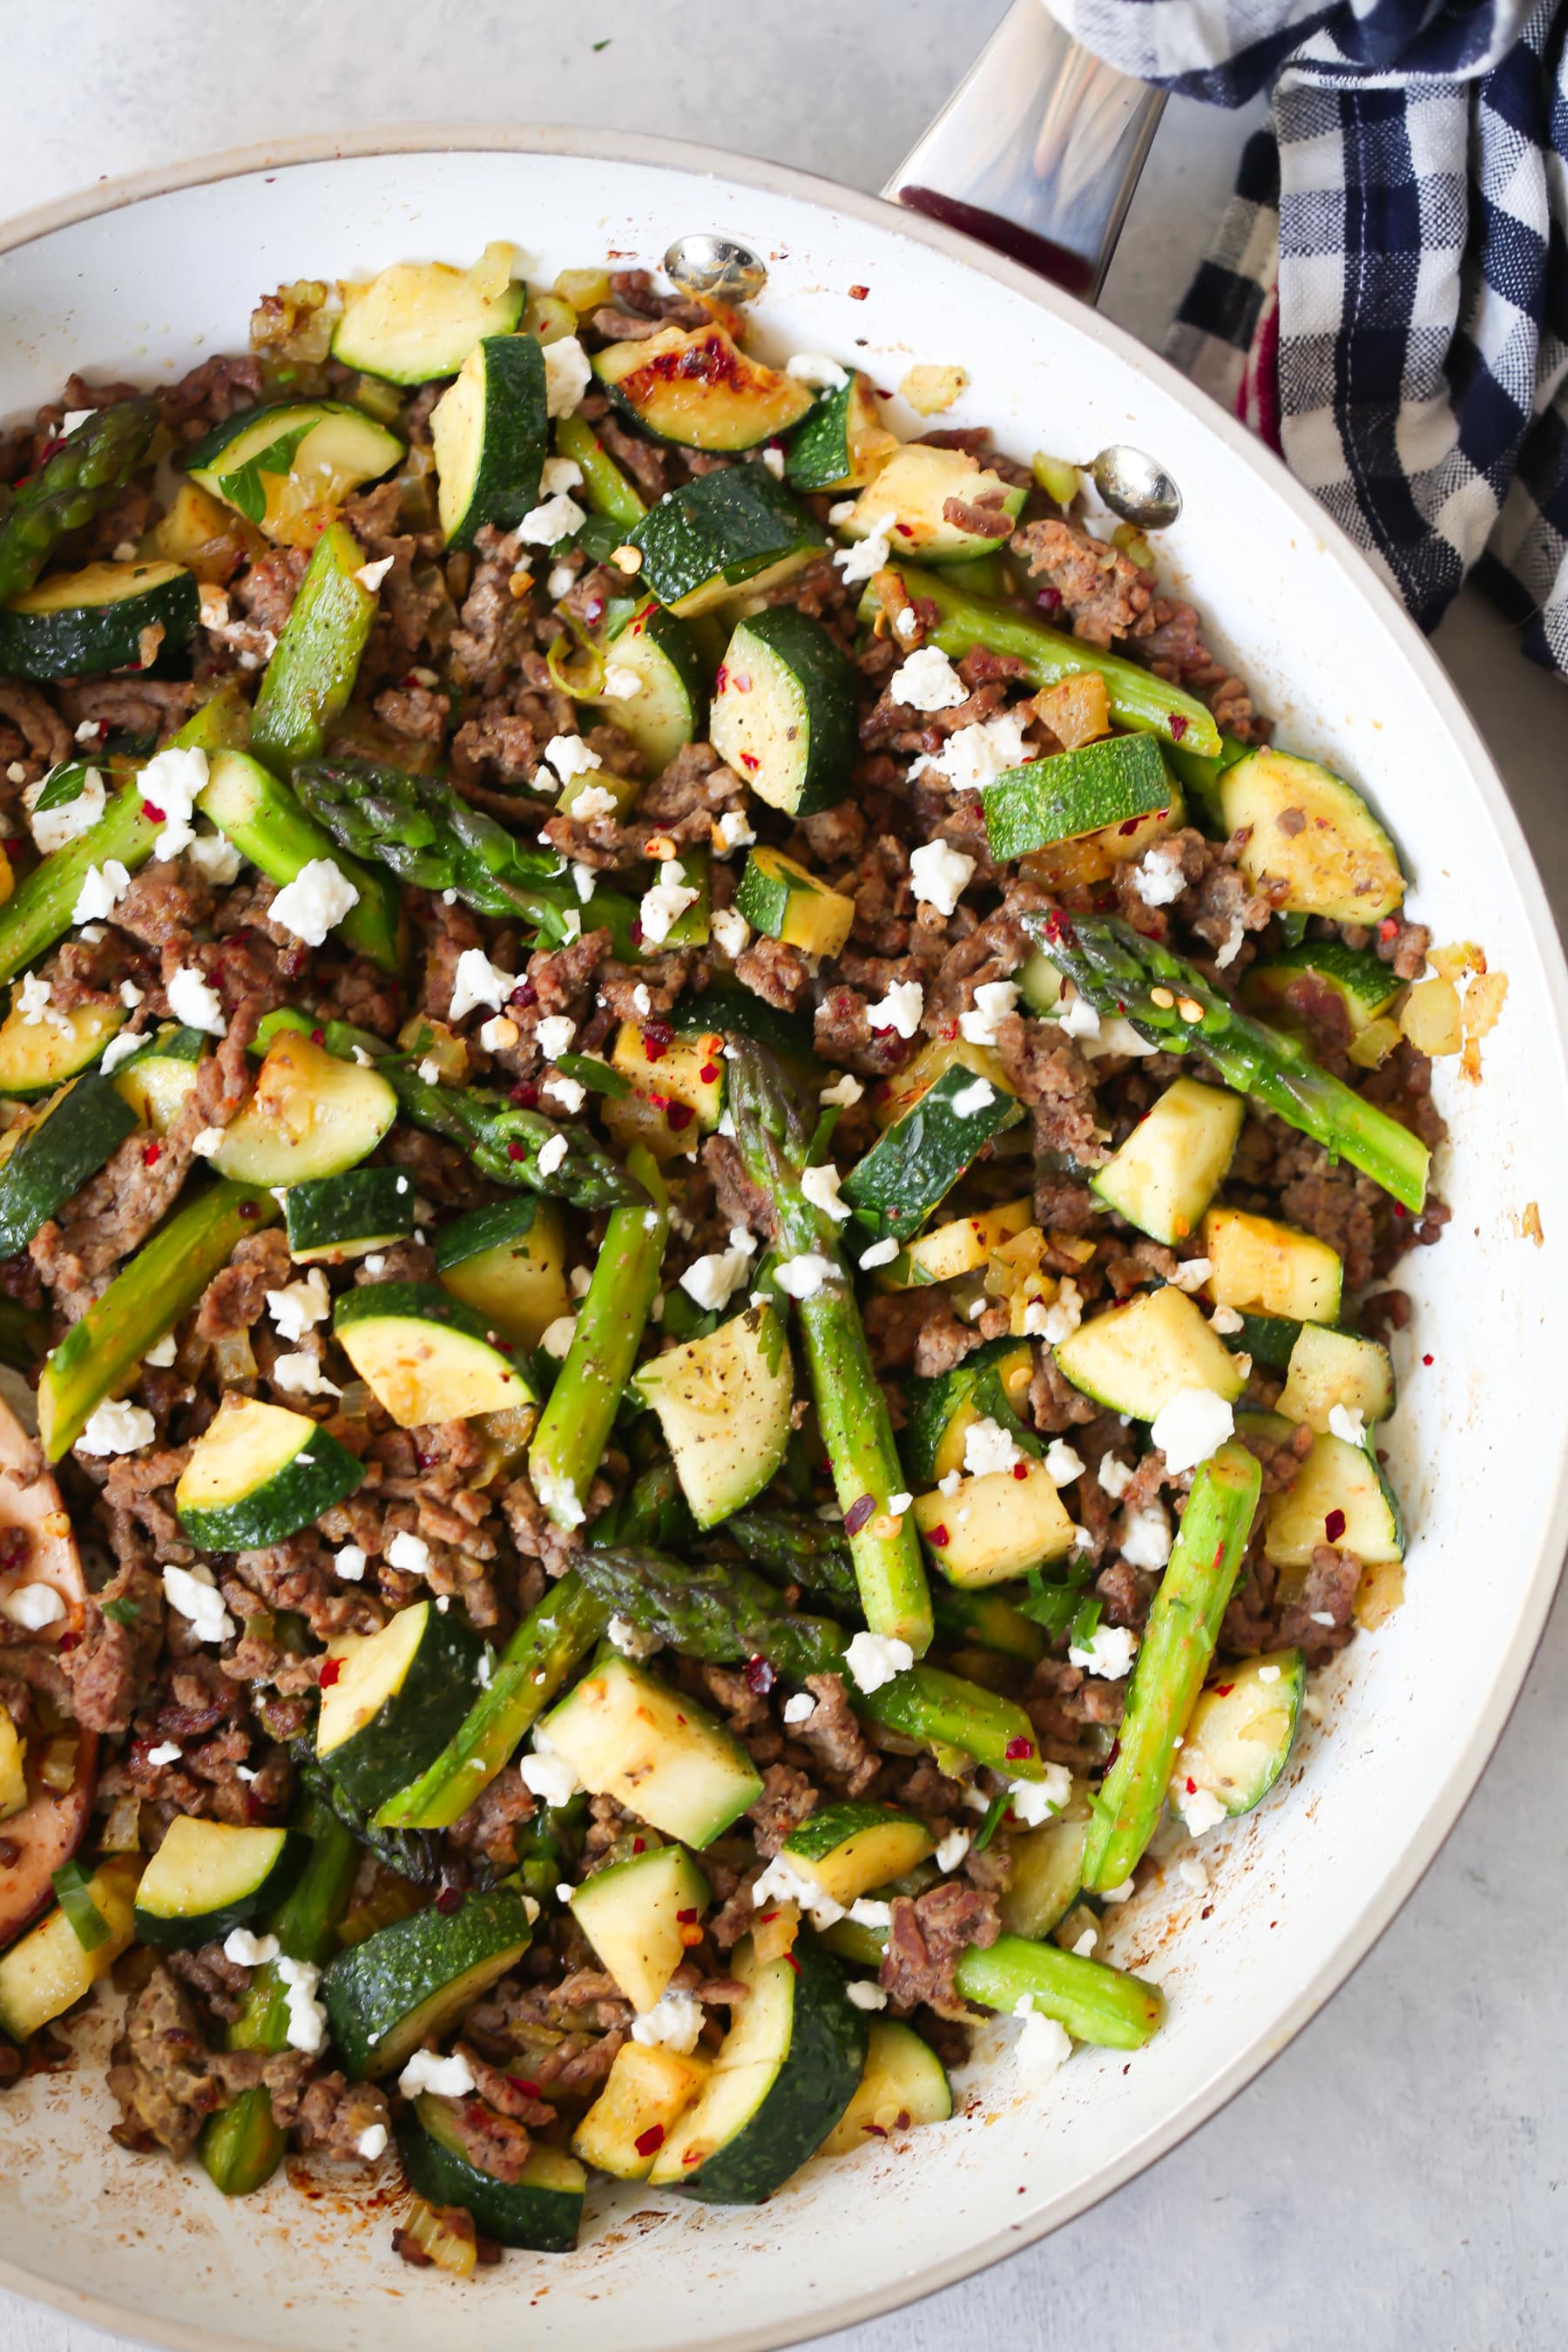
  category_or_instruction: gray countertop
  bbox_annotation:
[2,7,1564,2348]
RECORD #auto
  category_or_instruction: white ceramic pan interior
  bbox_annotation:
[1,131,1565,2352]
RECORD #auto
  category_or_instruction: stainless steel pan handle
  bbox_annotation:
[885,0,1165,302]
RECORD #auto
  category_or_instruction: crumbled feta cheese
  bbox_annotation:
[387,1531,431,1575]
[162,1563,235,1645]
[1166,1256,1213,1294]
[223,1928,281,1968]
[760,445,786,480]
[1177,1784,1230,1836]
[569,784,619,823]
[189,1125,228,1161]
[833,512,896,587]
[934,1828,971,1873]
[959,978,1019,1047]
[334,1545,368,1583]
[75,719,102,745]
[1257,1662,1282,1684]
[843,1631,914,1695]
[1072,1926,1099,1958]
[541,335,592,420]
[97,1031,139,1078]
[476,1652,493,1689]
[539,1315,578,1360]
[950,1076,995,1119]
[478,1013,517,1053]
[713,808,755,855]
[1055,986,1102,1041]
[4,761,23,785]
[801,1162,852,1222]
[848,1898,894,1930]
[785,352,848,389]
[963,1416,1020,1478]
[118,979,146,1012]
[1098,1451,1133,1500]
[189,825,247,889]
[1328,1402,1367,1445]
[537,1132,569,1178]
[78,1397,156,1456]
[544,733,601,784]
[752,1851,845,1929]
[449,946,517,1023]
[142,1738,182,1767]
[71,859,131,924]
[518,491,586,545]
[679,1234,755,1313]
[1007,1764,1073,1827]
[1210,1303,1246,1336]
[630,1989,706,2052]
[271,1352,341,1399]
[639,861,700,947]
[267,1268,330,1345]
[1078,1014,1161,1059]
[631,983,652,1017]
[539,455,584,497]
[866,978,923,1038]
[60,409,95,435]
[269,858,360,947]
[1101,1876,1137,1903]
[354,555,395,591]
[416,1058,442,1086]
[1068,1623,1138,1680]
[542,1075,585,1115]
[909,836,976,917]
[0,1582,64,1632]
[910,706,1031,794]
[27,764,105,854]
[1132,841,1187,907]
[519,1740,581,1809]
[709,905,751,960]
[355,2123,389,2161]
[846,1979,889,2011]
[819,1071,863,1112]
[891,646,966,711]
[166,965,226,1036]
[139,743,210,862]
[828,497,858,527]
[1013,1997,1072,2079]
[937,1468,963,1496]
[1150,1386,1235,1475]
[1309,1609,1337,1626]
[1044,1439,1085,1485]
[535,1013,577,1061]
[607,1613,664,1660]
[855,1236,897,1272]
[1213,914,1247,970]
[397,2047,476,2101]
[774,1252,836,1301]
[600,663,642,700]
[143,1331,178,1369]
[15,971,52,1027]
[1178,1855,1209,1893]
[781,1692,818,1726]
[1119,1501,1173,1571]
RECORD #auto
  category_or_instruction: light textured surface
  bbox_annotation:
[0,6,1563,2349]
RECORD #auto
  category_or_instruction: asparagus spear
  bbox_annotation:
[198,748,402,971]
[250,520,377,771]
[727,1040,933,1656]
[859,1662,1044,1781]
[0,400,161,601]
[573,1545,850,1680]
[1082,1440,1261,1894]
[527,1146,669,1529]
[375,1571,607,1831]
[199,1800,359,2197]
[37,1180,280,1459]
[1026,911,1429,1211]
[552,414,647,527]
[383,1056,645,1211]
[868,560,1220,757]
[727,1511,1044,1663]
[823,1918,1163,2051]
[291,1750,443,1884]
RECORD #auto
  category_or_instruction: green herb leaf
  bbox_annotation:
[1068,1594,1102,1652]
[51,1860,112,1952]
[556,1050,631,1099]
[215,422,315,526]
[32,760,93,814]
[971,1789,1009,1854]
[101,1596,141,1629]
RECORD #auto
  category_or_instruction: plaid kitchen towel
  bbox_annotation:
[1044,0,1568,677]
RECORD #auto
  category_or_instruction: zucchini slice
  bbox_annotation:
[539,1652,763,1848]
[401,2101,585,2251]
[1220,747,1404,923]
[0,1713,24,1823]
[592,321,813,450]
[735,845,855,956]
[780,1802,934,1908]
[785,372,897,495]
[210,1030,397,1188]
[175,1394,364,1549]
[1243,940,1402,1038]
[571,2042,710,2180]
[819,2017,951,2157]
[429,335,548,550]
[840,443,1024,560]
[0,559,198,681]
[631,467,824,618]
[1092,1077,1244,1247]
[647,1934,865,2202]
[132,1818,308,1950]
[568,1842,711,2012]
[435,1196,570,1349]
[1224,1311,1304,1375]
[875,1195,1034,1292]
[0,1072,137,1258]
[709,607,857,819]
[1054,1285,1247,1420]
[0,1855,140,2044]
[333,1280,536,1427]
[1275,1323,1394,1430]
[604,1016,727,1165]
[321,1883,537,2078]
[283,1166,416,1263]
[632,1301,793,1530]
[111,1024,208,1133]
[903,1333,1035,1486]
[1202,1204,1343,1325]
[912,1458,1077,1587]
[316,1600,485,1813]
[331,251,526,385]
[997,1788,1093,1939]
[842,1050,1023,1243]
[983,733,1174,862]
[1263,1431,1404,1569]
[1169,1650,1304,1821]
[594,600,706,772]
[0,994,125,1099]
[186,401,404,542]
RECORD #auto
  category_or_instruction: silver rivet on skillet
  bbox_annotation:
[663,234,767,305]
[1090,445,1182,531]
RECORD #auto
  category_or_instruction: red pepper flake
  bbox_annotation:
[318,1658,341,1688]
[784,1951,801,1974]
[1392,1202,1406,1218]
[1186,1776,1197,1795]
[848,283,869,300]
[508,2078,543,2100]
[510,980,538,1010]
[1324,1508,1348,1542]
[743,1653,775,1695]
[1104,1738,1120,1773]
[1118,816,1145,835]
[682,2150,702,2166]
[1035,585,1063,614]
[757,1909,779,1923]
[1042,908,1076,948]
[310,1027,325,1045]
[739,750,760,771]
[506,1139,528,1160]
[843,1493,875,1537]
[1004,1736,1035,1761]
[435,1885,463,1915]
[630,918,644,946]
[139,1140,163,1169]
[643,1018,672,1060]
[929,1524,950,1548]
[632,1836,645,1855]
[238,1200,259,1220]
[510,1081,539,1109]
[1378,916,1399,941]
[1168,713,1189,742]
[3,839,23,857]
[141,801,166,822]
[1213,1683,1234,1698]
[714,665,729,694]
[634,2124,666,2157]
[1422,1353,1434,1366]
[676,1909,698,1925]
[862,2121,888,2138]
[666,1100,695,1130]
[698,1061,719,1085]
[1011,1461,1029,1480]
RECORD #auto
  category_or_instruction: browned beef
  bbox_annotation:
[880,1882,1000,2016]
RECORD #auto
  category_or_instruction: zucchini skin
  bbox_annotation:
[841,1063,1024,1242]
[0,562,198,681]
[176,1418,365,1552]
[399,2103,585,2250]
[283,1166,416,1258]
[631,467,823,616]
[318,1603,486,1815]
[321,1885,537,2078]
[132,1828,309,1951]
[675,1938,866,2205]
[983,733,1173,861]
[433,334,548,551]
[0,1073,138,1259]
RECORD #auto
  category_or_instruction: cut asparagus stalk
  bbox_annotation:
[1026,911,1429,1211]
[0,401,160,601]
[250,519,377,771]
[1082,1440,1262,1893]
[728,1511,1044,1662]
[383,1057,644,1211]
[553,414,647,527]
[727,1041,932,1656]
[37,1181,280,1460]
[868,561,1220,757]
[572,1546,850,1681]
[527,1146,669,1529]
[822,1919,1162,2050]
[858,1662,1044,1780]
[198,749,402,971]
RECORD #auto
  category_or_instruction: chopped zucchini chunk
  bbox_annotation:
[1276,1324,1395,1431]
[0,1855,140,2043]
[1054,1285,1246,1421]
[1264,1431,1404,1568]
[735,845,856,956]
[0,1072,137,1259]
[333,1281,535,1426]
[209,1031,396,1187]
[187,401,403,543]
[596,601,706,772]
[284,1166,416,1262]
[402,2102,585,2251]
[0,560,198,679]
[429,334,547,549]
[710,608,858,818]
[0,1713,24,1823]
[593,322,813,449]
[1203,1205,1343,1324]
[997,1787,1093,1939]
[1243,941,1402,1037]
[538,1652,763,1848]
[316,1599,486,1814]
[604,1018,726,1164]
[321,1884,537,2078]
[819,2017,951,2156]
[785,372,897,495]
[780,1802,935,1907]
[844,1045,1023,1244]
[132,1819,307,1950]
[175,1395,363,1550]
[572,2042,709,2180]
[331,247,526,385]
[1220,747,1404,923]
[631,467,824,618]
[904,1333,1035,1486]
[632,1302,793,1530]
[1092,1078,1244,1247]
[0,993,125,1099]
[913,1458,1077,1585]
[111,1024,208,1133]
[436,1196,571,1348]
[875,1195,1033,1292]
[841,444,1024,560]
[1170,1651,1304,1821]
[569,1842,711,2011]
[983,733,1173,862]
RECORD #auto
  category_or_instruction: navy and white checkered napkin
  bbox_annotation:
[1048,0,1568,678]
